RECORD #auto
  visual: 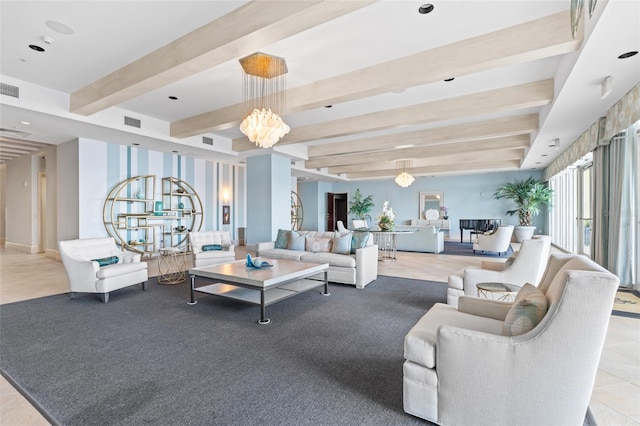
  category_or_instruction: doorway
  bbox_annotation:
[38,172,47,254]
[577,164,592,257]
[326,192,348,231]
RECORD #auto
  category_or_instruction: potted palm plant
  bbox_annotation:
[348,189,374,224]
[493,176,553,242]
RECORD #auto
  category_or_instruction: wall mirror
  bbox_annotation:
[419,191,444,219]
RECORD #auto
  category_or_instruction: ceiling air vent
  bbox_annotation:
[202,136,213,146]
[0,83,20,98]
[0,128,31,138]
[124,116,141,128]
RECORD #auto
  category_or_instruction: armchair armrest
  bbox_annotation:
[355,244,378,289]
[458,296,512,321]
[224,244,235,253]
[480,260,506,271]
[63,257,100,292]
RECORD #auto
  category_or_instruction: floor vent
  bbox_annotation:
[0,83,20,98]
[124,116,141,128]
[0,128,31,138]
[202,136,213,146]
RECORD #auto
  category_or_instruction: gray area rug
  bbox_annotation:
[1,275,446,425]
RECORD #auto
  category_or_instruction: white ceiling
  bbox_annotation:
[1,0,638,180]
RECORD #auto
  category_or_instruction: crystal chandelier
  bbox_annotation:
[395,160,415,187]
[239,52,290,148]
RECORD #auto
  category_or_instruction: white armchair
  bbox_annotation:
[189,231,236,267]
[472,224,514,255]
[404,253,619,425]
[447,235,551,307]
[396,225,444,254]
[58,237,148,303]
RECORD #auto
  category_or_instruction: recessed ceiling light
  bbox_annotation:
[536,162,542,164]
[172,150,179,153]
[168,96,178,100]
[541,154,548,157]
[132,143,140,146]
[444,78,455,82]
[45,20,74,35]
[324,105,332,108]
[418,4,434,14]
[29,44,45,52]
[19,121,31,125]
[618,51,638,59]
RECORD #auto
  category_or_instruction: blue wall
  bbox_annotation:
[298,180,331,231]
[331,170,547,240]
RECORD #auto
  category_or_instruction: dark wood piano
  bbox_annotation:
[459,219,501,243]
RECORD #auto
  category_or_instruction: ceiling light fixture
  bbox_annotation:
[600,75,613,99]
[418,4,434,14]
[28,44,45,52]
[444,77,455,82]
[618,51,638,59]
[168,96,178,100]
[395,160,415,188]
[238,52,290,148]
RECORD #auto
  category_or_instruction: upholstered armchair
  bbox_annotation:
[58,237,148,303]
[447,236,551,307]
[472,224,514,255]
[189,230,236,267]
[336,220,348,233]
[404,253,619,425]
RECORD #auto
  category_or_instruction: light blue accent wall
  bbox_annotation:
[298,180,331,231]
[332,170,547,240]
[246,154,291,243]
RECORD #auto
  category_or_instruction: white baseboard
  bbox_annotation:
[5,241,40,254]
[46,249,61,260]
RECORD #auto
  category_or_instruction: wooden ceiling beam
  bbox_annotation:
[308,114,538,158]
[305,135,530,169]
[70,1,374,116]
[176,10,579,139]
[346,160,521,179]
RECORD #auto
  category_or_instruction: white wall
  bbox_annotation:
[5,154,36,250]
[0,164,5,243]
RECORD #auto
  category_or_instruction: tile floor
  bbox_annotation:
[1,245,638,425]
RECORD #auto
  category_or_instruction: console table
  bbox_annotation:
[371,230,415,261]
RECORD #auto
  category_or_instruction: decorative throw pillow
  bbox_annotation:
[305,237,332,253]
[202,244,223,251]
[287,231,306,251]
[331,232,352,255]
[503,283,548,336]
[350,231,370,254]
[275,229,291,249]
[91,256,119,267]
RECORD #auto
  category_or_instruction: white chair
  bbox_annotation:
[336,220,348,233]
[472,224,514,255]
[352,219,369,230]
[59,237,148,303]
[447,236,551,307]
[189,231,236,267]
[404,253,619,425]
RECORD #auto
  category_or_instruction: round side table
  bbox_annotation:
[157,247,187,284]
[476,282,522,302]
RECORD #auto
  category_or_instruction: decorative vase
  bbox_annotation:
[378,221,394,231]
[154,201,163,216]
[178,201,185,209]
[135,187,145,200]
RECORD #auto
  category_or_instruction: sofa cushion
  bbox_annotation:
[287,231,306,251]
[197,250,235,261]
[92,256,119,267]
[503,283,548,336]
[300,252,357,268]
[275,229,291,249]
[351,231,370,254]
[404,303,504,369]
[96,262,147,279]
[331,232,352,255]
[259,248,307,261]
[305,237,332,253]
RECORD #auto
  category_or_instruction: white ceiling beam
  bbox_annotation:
[306,135,529,169]
[308,114,538,158]
[346,160,521,179]
[175,10,579,139]
[70,0,375,116]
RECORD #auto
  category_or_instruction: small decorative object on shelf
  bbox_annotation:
[178,201,185,209]
[176,187,186,194]
[175,225,186,232]
[440,206,449,220]
[154,201,163,215]
[377,201,395,231]
[135,187,145,199]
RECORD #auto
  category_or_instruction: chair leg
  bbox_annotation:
[69,292,76,299]
[100,293,109,303]
[141,281,147,291]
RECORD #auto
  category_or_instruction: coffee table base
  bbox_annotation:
[189,272,329,324]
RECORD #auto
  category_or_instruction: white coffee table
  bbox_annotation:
[188,259,329,324]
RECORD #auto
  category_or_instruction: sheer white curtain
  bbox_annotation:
[549,169,578,253]
[592,121,639,289]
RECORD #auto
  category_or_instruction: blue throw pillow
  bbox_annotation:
[275,229,291,249]
[202,244,223,251]
[287,231,306,251]
[350,231,370,254]
[331,232,352,255]
[91,256,119,267]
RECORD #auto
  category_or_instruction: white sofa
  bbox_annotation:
[472,224,514,255]
[59,237,148,303]
[256,230,378,289]
[189,231,236,267]
[403,253,619,425]
[395,225,444,254]
[447,235,551,307]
